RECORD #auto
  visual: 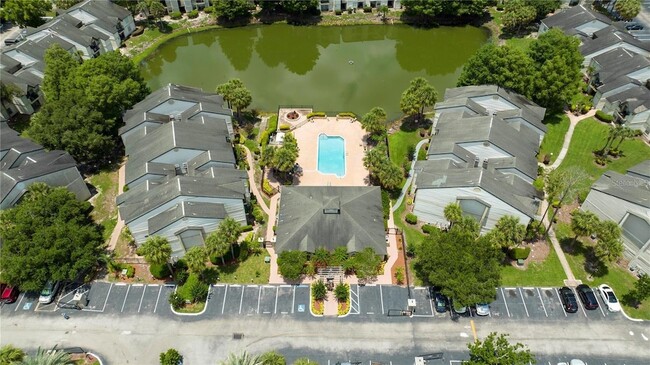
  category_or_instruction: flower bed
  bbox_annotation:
[312,298,324,315]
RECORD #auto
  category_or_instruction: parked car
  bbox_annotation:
[451,299,468,316]
[598,284,621,312]
[475,303,490,316]
[625,23,644,31]
[3,38,20,45]
[39,280,61,304]
[1,285,19,304]
[434,293,448,313]
[558,287,578,313]
[576,284,598,310]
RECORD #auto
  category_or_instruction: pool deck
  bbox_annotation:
[292,117,370,186]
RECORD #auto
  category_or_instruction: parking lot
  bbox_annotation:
[0,282,628,323]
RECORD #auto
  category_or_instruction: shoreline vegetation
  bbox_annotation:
[127,8,499,66]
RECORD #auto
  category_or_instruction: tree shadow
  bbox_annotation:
[216,17,252,28]
[559,236,609,278]
[399,116,432,133]
[542,113,566,126]
[203,267,220,283]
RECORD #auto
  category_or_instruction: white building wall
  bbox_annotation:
[121,15,136,38]
[412,186,532,233]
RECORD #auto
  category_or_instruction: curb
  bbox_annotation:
[620,307,644,322]
[87,352,104,365]
[169,285,210,316]
[308,284,323,317]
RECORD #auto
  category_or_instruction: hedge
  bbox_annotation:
[187,9,199,19]
[510,247,532,260]
[203,6,215,13]
[241,224,253,232]
[279,123,291,131]
[335,9,342,15]
[263,180,274,196]
[307,112,326,119]
[363,6,372,12]
[125,265,135,278]
[337,112,356,118]
[422,224,439,235]
[595,110,614,123]
[267,115,278,132]
[260,130,271,147]
[405,213,418,225]
[253,206,265,223]
[150,263,170,279]
[170,11,182,20]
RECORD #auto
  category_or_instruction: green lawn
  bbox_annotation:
[388,129,424,167]
[216,251,270,284]
[557,118,650,196]
[500,244,567,287]
[504,37,534,52]
[393,200,427,254]
[538,113,570,164]
[88,167,120,241]
[489,7,503,27]
[555,223,649,319]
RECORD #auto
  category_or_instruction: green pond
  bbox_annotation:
[140,24,489,118]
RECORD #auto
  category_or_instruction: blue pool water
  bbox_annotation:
[317,134,345,177]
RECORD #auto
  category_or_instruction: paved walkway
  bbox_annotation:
[391,138,428,212]
[243,146,270,215]
[323,291,338,316]
[545,109,596,170]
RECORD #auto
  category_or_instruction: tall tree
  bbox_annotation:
[135,0,166,26]
[41,44,80,102]
[594,220,624,263]
[347,247,382,279]
[416,229,502,306]
[205,231,230,265]
[502,0,537,32]
[0,0,51,28]
[363,142,403,190]
[491,215,526,248]
[544,166,589,205]
[272,133,299,174]
[0,82,24,108]
[626,274,650,305]
[138,236,173,273]
[54,0,82,10]
[466,332,535,365]
[360,107,388,137]
[457,44,534,98]
[599,125,623,156]
[402,0,443,18]
[379,5,389,21]
[615,0,642,20]
[183,246,207,275]
[612,126,636,150]
[400,77,438,122]
[526,0,561,19]
[281,0,320,16]
[377,161,403,190]
[0,183,102,291]
[216,79,252,121]
[570,210,600,245]
[213,0,254,21]
[443,202,463,228]
[217,217,242,258]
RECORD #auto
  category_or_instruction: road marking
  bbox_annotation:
[101,283,113,312]
[537,288,548,317]
[274,286,279,314]
[572,287,587,317]
[131,283,144,287]
[367,312,374,314]
[121,285,131,313]
[239,285,245,314]
[263,311,271,314]
[256,285,262,314]
[137,284,146,313]
[148,284,159,287]
[221,285,228,314]
[115,283,127,286]
[153,285,162,313]
[291,285,296,314]
[379,285,384,315]
[280,284,291,287]
[556,288,567,317]
[642,333,648,341]
[518,287,529,317]
[470,320,477,341]
[13,292,25,312]
[281,311,288,314]
[594,287,607,317]
[500,288,511,317]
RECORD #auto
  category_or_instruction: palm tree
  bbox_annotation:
[379,5,389,21]
[138,236,173,273]
[0,344,26,364]
[220,351,262,365]
[258,351,286,365]
[205,231,230,265]
[218,217,242,258]
[311,279,327,301]
[183,246,207,275]
[493,215,526,248]
[594,220,624,263]
[599,125,622,156]
[136,0,166,27]
[612,126,635,151]
[21,347,73,365]
[312,247,330,267]
[570,210,600,245]
[443,202,463,228]
[24,182,51,202]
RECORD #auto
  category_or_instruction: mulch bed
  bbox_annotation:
[391,234,408,285]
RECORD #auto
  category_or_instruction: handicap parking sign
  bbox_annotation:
[22,302,32,310]
[298,304,305,312]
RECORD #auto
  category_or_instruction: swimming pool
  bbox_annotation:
[317,134,345,177]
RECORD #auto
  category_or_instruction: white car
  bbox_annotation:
[38,280,61,304]
[475,303,490,316]
[598,284,621,312]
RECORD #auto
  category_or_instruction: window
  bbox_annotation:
[177,228,205,251]
[621,213,650,250]
[458,198,490,227]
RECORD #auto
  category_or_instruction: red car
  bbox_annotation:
[1,285,19,304]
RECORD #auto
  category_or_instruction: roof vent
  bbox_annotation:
[323,208,340,214]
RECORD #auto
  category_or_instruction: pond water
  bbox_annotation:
[140,24,489,118]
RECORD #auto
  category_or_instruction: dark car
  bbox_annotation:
[559,287,578,313]
[1,285,19,304]
[626,23,644,31]
[434,293,448,313]
[3,38,20,46]
[576,284,599,310]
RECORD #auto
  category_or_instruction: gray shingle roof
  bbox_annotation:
[148,201,227,234]
[626,160,650,181]
[541,4,612,35]
[589,170,650,208]
[66,0,132,21]
[581,28,650,57]
[276,186,386,255]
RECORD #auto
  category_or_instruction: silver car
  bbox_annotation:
[475,303,490,316]
[39,281,61,304]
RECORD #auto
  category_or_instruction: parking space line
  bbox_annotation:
[291,285,296,314]
[101,283,113,312]
[555,288,567,317]
[257,286,262,314]
[429,295,434,315]
[572,287,587,317]
[154,285,162,313]
[13,292,25,312]
[379,285,384,315]
[536,288,548,317]
[137,285,146,313]
[121,285,131,313]
[594,287,607,317]
[221,285,228,314]
[115,283,127,286]
[274,286,279,314]
[500,288,511,317]
[518,287,529,317]
[239,286,245,314]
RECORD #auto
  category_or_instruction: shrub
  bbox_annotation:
[187,9,199,18]
[510,247,532,260]
[168,292,184,310]
[170,11,182,20]
[123,184,129,192]
[335,9,342,15]
[347,8,353,14]
[262,180,274,196]
[125,265,135,278]
[335,282,349,302]
[277,250,307,280]
[203,6,215,13]
[395,267,404,285]
[241,224,253,232]
[381,189,390,222]
[533,177,544,191]
[595,110,614,123]
[337,112,356,118]
[178,273,208,303]
[150,263,170,279]
[279,123,291,131]
[252,206,266,223]
[160,348,183,365]
[239,242,249,261]
[363,6,372,12]
[174,269,189,286]
[312,279,327,301]
[422,224,439,235]
[260,130,271,147]
[405,213,418,225]
[306,111,326,119]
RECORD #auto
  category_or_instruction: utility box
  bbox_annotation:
[408,298,417,313]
